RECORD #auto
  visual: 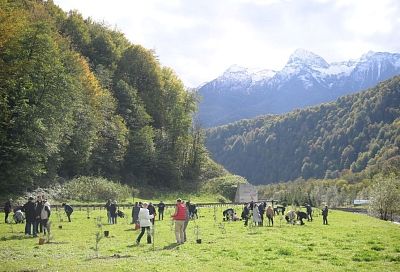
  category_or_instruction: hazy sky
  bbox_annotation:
[53,0,400,87]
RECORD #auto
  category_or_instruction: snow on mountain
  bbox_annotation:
[287,48,329,68]
[198,50,400,127]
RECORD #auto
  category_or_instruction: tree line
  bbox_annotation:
[0,0,224,193]
[206,75,400,184]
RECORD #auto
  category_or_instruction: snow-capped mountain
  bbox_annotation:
[198,49,400,127]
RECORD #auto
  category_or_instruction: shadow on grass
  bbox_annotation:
[86,254,134,261]
[1,234,33,241]
[163,243,180,250]
[124,228,137,232]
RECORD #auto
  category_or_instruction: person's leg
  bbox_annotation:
[161,211,164,220]
[136,227,146,243]
[183,221,189,242]
[146,227,152,244]
[179,221,185,243]
[25,221,30,235]
[175,220,181,243]
[42,219,48,234]
[175,220,184,243]
[5,212,9,223]
[271,216,274,226]
[33,220,38,237]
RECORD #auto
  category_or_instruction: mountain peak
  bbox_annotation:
[288,48,329,68]
[224,65,248,74]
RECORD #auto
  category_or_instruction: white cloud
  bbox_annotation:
[54,0,400,87]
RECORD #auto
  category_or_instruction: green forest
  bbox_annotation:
[0,0,229,194]
[206,76,400,184]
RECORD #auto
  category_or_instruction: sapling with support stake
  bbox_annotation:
[94,216,103,258]
[213,206,217,227]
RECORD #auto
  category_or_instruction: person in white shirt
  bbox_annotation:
[136,203,154,245]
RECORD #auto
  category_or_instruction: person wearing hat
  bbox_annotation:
[4,199,12,223]
[22,197,36,236]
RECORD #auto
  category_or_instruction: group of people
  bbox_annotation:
[132,199,190,245]
[241,202,275,227]
[104,199,119,224]
[285,204,329,225]
[4,196,330,246]
[240,201,329,227]
[8,196,52,237]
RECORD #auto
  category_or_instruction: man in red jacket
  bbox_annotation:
[172,199,186,244]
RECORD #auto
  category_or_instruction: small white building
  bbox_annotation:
[234,184,258,203]
[353,199,369,205]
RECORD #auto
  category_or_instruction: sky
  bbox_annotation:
[53,0,400,87]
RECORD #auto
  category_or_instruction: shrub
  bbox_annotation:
[62,176,133,202]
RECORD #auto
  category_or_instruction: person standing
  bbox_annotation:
[322,205,329,225]
[253,204,261,226]
[147,202,156,225]
[136,203,154,245]
[258,203,265,226]
[266,205,274,227]
[22,197,36,236]
[105,199,112,224]
[171,199,186,244]
[157,201,166,221]
[40,199,51,234]
[62,203,73,222]
[4,199,12,223]
[241,203,250,227]
[34,196,43,234]
[132,202,139,224]
[110,200,117,224]
[306,203,313,222]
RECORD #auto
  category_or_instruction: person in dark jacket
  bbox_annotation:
[322,205,329,225]
[105,199,111,224]
[147,202,156,224]
[305,203,313,221]
[241,203,250,226]
[109,200,117,224]
[132,202,140,225]
[62,203,73,222]
[296,211,308,225]
[4,199,12,223]
[258,203,265,226]
[157,201,166,221]
[22,197,36,236]
[34,196,43,234]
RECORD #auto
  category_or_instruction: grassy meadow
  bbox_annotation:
[1,206,399,272]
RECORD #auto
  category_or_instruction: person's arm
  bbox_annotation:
[145,210,154,220]
[46,206,51,217]
[172,205,178,218]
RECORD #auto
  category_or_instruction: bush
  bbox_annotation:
[62,176,134,202]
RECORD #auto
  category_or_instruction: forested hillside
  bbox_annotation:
[0,0,226,193]
[206,76,400,184]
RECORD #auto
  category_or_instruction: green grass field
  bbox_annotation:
[1,206,399,272]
